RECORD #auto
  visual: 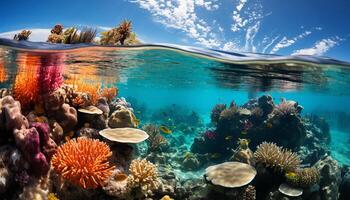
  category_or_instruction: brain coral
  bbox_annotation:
[127,159,160,197]
[254,142,301,172]
[51,137,115,189]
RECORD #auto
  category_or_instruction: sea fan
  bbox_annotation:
[254,142,301,172]
[51,137,115,189]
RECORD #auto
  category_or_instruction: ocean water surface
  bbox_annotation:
[0,39,350,199]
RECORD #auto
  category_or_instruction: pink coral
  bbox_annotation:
[38,55,64,95]
[204,129,216,140]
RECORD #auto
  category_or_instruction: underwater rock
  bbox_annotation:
[77,127,100,139]
[231,147,255,166]
[44,88,66,113]
[0,88,11,98]
[52,103,77,132]
[314,156,342,200]
[49,121,64,144]
[340,166,350,200]
[102,169,129,199]
[182,156,200,171]
[110,97,133,113]
[97,97,110,117]
[257,95,274,117]
[0,95,29,131]
[18,180,48,200]
[0,145,15,194]
[108,106,138,128]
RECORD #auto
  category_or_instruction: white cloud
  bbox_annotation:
[0,28,51,42]
[270,30,312,53]
[292,38,341,56]
[222,41,239,51]
[130,0,221,48]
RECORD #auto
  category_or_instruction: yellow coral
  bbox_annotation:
[254,142,301,172]
[127,159,160,197]
[47,193,59,200]
[160,195,174,200]
[286,167,320,188]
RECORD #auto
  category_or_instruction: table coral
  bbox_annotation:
[51,137,115,189]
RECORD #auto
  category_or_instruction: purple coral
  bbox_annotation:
[30,122,57,160]
[15,170,30,187]
[39,55,64,95]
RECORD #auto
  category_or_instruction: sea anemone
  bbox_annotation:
[127,159,160,197]
[254,142,301,172]
[51,137,115,189]
[272,99,298,117]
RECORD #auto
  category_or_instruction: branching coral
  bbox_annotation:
[51,137,115,189]
[127,159,160,197]
[254,142,301,172]
[47,24,64,43]
[100,20,134,45]
[13,30,32,41]
[210,104,226,124]
[143,124,168,152]
[100,87,118,103]
[286,167,320,188]
[272,99,299,117]
[12,54,40,108]
[65,77,101,104]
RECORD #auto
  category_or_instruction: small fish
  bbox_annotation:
[238,138,250,149]
[159,126,172,134]
[114,173,128,181]
[241,131,248,135]
[225,136,233,141]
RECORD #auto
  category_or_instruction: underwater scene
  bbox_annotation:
[0,39,349,200]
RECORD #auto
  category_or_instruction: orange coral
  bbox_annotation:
[65,77,101,104]
[100,87,118,103]
[0,58,7,83]
[51,137,115,189]
[12,54,40,107]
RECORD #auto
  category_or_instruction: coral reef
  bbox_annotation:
[100,20,140,45]
[13,30,32,41]
[285,167,320,188]
[51,137,115,189]
[108,106,138,128]
[127,159,160,197]
[254,142,301,172]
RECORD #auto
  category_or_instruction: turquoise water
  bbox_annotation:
[0,40,350,199]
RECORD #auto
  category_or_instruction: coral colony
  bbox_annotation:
[0,20,348,200]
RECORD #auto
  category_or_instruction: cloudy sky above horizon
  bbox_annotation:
[1,0,349,61]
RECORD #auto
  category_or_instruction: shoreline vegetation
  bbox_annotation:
[12,20,141,46]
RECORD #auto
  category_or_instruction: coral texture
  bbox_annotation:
[254,142,301,172]
[51,137,115,189]
[286,167,320,188]
[127,159,160,197]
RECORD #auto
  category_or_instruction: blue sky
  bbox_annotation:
[0,0,349,61]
